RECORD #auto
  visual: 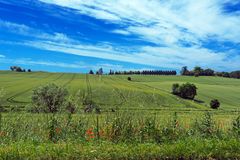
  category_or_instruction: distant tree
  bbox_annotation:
[28,69,31,72]
[32,83,68,113]
[230,71,240,79]
[15,67,22,72]
[222,72,230,78]
[22,69,26,72]
[193,66,203,75]
[109,70,114,75]
[181,66,188,75]
[98,68,103,75]
[10,66,14,71]
[203,68,214,76]
[89,70,94,74]
[210,99,220,109]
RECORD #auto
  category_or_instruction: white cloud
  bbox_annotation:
[40,0,240,44]
[111,29,130,35]
[1,0,240,71]
[0,54,5,58]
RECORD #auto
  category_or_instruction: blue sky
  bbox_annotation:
[0,0,240,73]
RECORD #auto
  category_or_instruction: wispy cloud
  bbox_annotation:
[1,0,240,71]
[0,54,5,58]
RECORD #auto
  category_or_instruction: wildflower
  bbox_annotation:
[86,128,95,140]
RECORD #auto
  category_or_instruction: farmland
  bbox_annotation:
[1,71,240,110]
[0,71,240,159]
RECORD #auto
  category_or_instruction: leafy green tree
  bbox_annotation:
[32,83,68,113]
[179,83,197,100]
[172,83,197,100]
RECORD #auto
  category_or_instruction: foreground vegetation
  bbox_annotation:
[0,111,239,159]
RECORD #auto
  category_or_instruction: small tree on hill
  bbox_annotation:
[210,99,220,109]
[32,83,68,113]
[172,83,197,100]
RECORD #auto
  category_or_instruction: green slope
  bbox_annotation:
[0,71,239,111]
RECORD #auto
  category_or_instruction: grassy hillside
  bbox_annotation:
[0,71,240,111]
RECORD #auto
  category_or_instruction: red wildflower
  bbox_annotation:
[86,128,95,140]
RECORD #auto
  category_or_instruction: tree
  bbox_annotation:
[193,66,203,75]
[98,68,103,75]
[204,69,214,76]
[180,66,188,75]
[179,83,197,100]
[10,66,14,71]
[89,70,94,74]
[32,83,68,113]
[210,99,220,109]
[28,69,32,72]
[127,77,132,81]
[15,67,22,72]
[172,83,197,100]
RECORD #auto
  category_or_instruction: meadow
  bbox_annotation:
[0,71,240,159]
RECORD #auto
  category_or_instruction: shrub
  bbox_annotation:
[65,96,77,114]
[127,77,132,81]
[210,99,220,109]
[31,83,68,113]
[172,83,197,100]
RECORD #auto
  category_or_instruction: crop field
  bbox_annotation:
[0,71,240,159]
[1,71,240,111]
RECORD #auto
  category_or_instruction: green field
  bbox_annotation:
[1,71,240,111]
[0,71,240,159]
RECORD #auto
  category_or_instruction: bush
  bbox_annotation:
[65,96,77,114]
[172,83,197,100]
[210,99,220,109]
[31,83,68,113]
[127,77,132,81]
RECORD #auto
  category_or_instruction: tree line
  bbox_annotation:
[10,66,31,72]
[110,70,177,75]
[181,66,240,79]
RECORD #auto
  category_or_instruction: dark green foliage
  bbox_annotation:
[172,83,180,95]
[194,112,215,136]
[65,97,77,114]
[172,83,197,100]
[127,77,131,81]
[232,116,240,136]
[210,99,220,109]
[31,83,68,113]
[48,115,58,142]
